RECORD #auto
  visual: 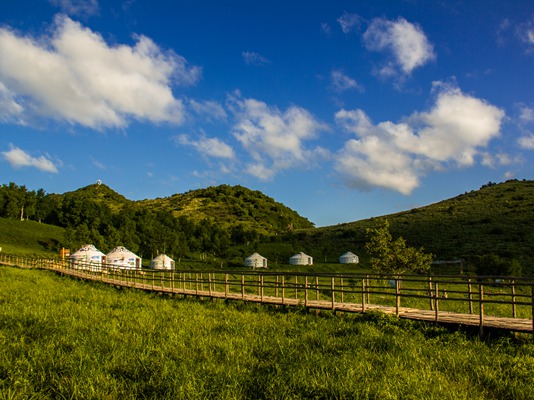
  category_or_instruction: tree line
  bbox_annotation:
[0,182,262,260]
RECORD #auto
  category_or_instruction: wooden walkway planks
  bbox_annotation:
[2,257,532,336]
[80,268,533,334]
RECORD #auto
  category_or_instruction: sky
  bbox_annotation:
[1,0,533,227]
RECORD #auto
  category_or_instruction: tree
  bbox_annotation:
[365,220,433,275]
[474,254,523,277]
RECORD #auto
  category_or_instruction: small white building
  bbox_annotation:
[339,251,359,264]
[150,254,175,270]
[106,246,141,270]
[70,244,106,271]
[289,252,313,266]
[244,253,267,269]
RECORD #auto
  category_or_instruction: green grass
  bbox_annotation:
[0,217,64,257]
[1,266,534,399]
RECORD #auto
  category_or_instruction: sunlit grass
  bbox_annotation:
[1,266,533,399]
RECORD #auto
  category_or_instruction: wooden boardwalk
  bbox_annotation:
[63,266,534,335]
[2,254,533,337]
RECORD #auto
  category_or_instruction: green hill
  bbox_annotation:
[2,179,534,273]
[0,217,65,257]
[285,179,534,273]
[138,184,314,235]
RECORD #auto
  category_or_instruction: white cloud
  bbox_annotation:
[0,82,25,123]
[242,51,270,66]
[337,13,362,34]
[363,17,435,76]
[330,70,363,93]
[49,0,99,17]
[519,105,534,123]
[335,84,504,194]
[176,134,235,159]
[518,134,534,150]
[229,95,328,180]
[0,15,201,129]
[2,145,59,173]
[188,99,227,122]
[320,23,332,35]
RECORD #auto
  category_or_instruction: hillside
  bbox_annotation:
[287,179,534,272]
[2,180,534,273]
[0,217,64,257]
[137,184,314,235]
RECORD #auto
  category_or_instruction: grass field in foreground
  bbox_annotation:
[1,266,533,400]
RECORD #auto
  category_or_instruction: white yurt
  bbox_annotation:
[150,254,175,270]
[70,244,106,271]
[244,253,267,269]
[106,246,141,270]
[339,252,359,264]
[289,252,313,266]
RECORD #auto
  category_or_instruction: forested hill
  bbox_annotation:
[0,182,313,259]
[289,179,534,271]
[138,184,314,234]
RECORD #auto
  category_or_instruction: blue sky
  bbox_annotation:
[1,0,533,227]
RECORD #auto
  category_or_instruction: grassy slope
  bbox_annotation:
[1,266,533,399]
[289,180,534,272]
[138,185,314,234]
[0,217,64,257]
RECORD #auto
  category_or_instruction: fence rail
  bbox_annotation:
[1,253,533,338]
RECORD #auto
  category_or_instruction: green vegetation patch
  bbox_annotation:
[0,217,64,257]
[1,266,533,399]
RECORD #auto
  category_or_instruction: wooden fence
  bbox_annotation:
[1,253,533,338]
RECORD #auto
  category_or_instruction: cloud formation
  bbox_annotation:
[363,17,435,77]
[2,145,59,173]
[242,51,270,66]
[330,70,363,93]
[337,13,362,34]
[229,95,328,180]
[0,15,201,129]
[176,134,235,159]
[335,84,504,194]
[49,0,99,17]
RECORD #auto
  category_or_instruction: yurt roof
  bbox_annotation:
[245,253,266,260]
[106,246,139,259]
[290,252,310,259]
[71,244,105,257]
[340,251,357,257]
[152,254,174,262]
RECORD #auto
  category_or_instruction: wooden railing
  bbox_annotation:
[1,253,533,337]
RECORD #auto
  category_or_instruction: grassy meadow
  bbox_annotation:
[1,266,534,399]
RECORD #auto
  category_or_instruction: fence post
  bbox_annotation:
[276,275,279,297]
[395,278,401,316]
[339,275,345,303]
[362,279,366,312]
[261,275,264,302]
[282,275,286,304]
[434,282,439,322]
[305,276,308,308]
[511,281,516,318]
[209,273,212,296]
[468,279,473,314]
[428,276,434,311]
[315,276,319,300]
[241,274,245,299]
[195,273,199,296]
[331,276,335,310]
[366,276,371,304]
[479,283,485,338]
[225,273,229,298]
